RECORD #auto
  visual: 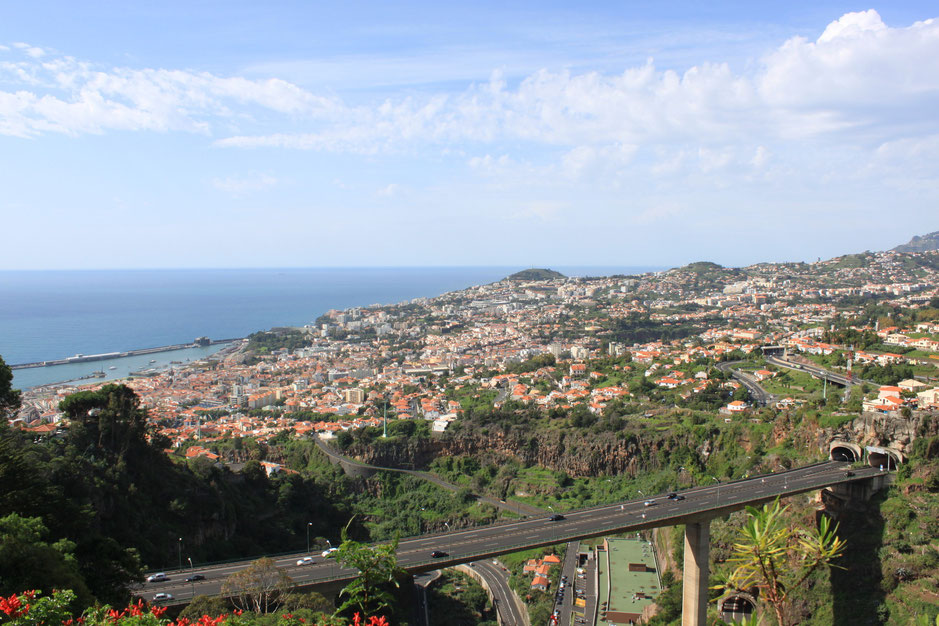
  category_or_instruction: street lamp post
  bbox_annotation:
[444,522,451,555]
[306,522,312,553]
[177,538,182,571]
[711,477,720,505]
[187,557,194,599]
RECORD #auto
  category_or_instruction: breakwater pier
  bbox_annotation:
[10,338,241,370]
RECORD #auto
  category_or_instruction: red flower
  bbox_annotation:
[151,605,168,618]
[0,593,26,618]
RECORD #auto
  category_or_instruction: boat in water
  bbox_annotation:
[108,366,117,370]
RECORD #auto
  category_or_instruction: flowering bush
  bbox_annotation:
[0,591,388,626]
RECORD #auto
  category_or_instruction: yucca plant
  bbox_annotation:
[720,498,846,626]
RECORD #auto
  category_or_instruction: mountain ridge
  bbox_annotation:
[892,230,939,253]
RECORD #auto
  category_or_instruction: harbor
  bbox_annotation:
[11,340,243,390]
[10,337,239,369]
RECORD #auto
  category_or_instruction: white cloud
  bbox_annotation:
[751,145,770,169]
[0,48,340,137]
[376,183,402,197]
[3,9,939,202]
[12,42,45,58]
[511,202,565,221]
[212,174,279,196]
[215,10,939,159]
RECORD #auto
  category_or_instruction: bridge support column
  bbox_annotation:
[682,520,711,626]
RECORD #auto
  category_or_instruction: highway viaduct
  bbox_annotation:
[144,460,893,626]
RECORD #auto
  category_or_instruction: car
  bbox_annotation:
[666,492,678,499]
[431,550,448,558]
[296,557,315,566]
[845,471,855,477]
[152,593,173,602]
[185,574,205,582]
[146,573,167,583]
[643,500,656,507]
[322,547,339,558]
[549,514,565,521]
[675,495,686,501]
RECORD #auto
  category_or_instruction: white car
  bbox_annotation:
[321,547,339,558]
[146,573,167,583]
[297,557,315,566]
[152,593,173,601]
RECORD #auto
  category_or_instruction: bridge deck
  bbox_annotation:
[144,461,886,606]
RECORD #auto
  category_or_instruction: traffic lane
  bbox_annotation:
[176,463,853,582]
[396,463,876,561]
[158,462,854,587]
[472,561,522,626]
[143,462,875,598]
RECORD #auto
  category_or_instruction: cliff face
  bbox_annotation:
[349,428,715,477]
[345,412,932,477]
[820,412,934,455]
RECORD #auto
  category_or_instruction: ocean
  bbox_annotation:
[1,266,660,389]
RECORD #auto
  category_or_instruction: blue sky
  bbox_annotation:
[2,2,937,270]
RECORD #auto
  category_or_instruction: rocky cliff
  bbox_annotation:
[345,412,934,477]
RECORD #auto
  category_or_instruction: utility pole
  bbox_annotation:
[177,538,182,571]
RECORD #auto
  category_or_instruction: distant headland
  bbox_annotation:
[505,268,566,281]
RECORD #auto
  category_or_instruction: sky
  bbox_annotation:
[1,1,938,270]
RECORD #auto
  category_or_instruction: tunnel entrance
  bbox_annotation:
[829,440,863,463]
[831,445,858,462]
[719,594,757,623]
[866,446,902,471]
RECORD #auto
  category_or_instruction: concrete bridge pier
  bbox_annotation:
[682,519,711,626]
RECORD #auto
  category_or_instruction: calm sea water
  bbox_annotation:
[1,266,659,389]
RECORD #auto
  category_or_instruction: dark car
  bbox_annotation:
[666,492,678,499]
[675,495,686,501]
[185,574,205,582]
[431,550,448,558]
[845,471,855,477]
[549,514,565,521]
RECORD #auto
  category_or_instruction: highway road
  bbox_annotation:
[716,361,776,406]
[764,355,865,387]
[469,560,525,626]
[142,460,883,606]
[313,438,544,517]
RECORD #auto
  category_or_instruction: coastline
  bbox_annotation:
[10,337,240,369]
[11,341,239,391]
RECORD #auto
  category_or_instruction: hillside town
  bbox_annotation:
[12,250,939,463]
